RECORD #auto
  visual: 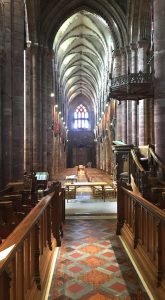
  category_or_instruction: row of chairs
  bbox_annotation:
[85,168,116,199]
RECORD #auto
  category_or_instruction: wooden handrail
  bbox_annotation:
[149,146,165,170]
[131,149,145,172]
[122,186,165,221]
[0,193,53,272]
[0,185,65,300]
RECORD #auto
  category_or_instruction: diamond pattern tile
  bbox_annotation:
[49,219,150,300]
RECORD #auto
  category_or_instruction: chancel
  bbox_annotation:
[0,1,165,300]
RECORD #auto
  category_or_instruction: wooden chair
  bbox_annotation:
[65,186,76,201]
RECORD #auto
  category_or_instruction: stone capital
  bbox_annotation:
[112,49,121,59]
[30,43,39,55]
[130,43,138,52]
[120,47,126,56]
[137,40,150,51]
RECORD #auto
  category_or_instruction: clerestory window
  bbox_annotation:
[74,104,89,129]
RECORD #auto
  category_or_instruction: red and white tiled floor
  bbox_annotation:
[49,219,150,299]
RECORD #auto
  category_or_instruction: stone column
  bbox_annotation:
[100,142,103,170]
[138,40,150,145]
[96,141,100,169]
[113,50,122,141]
[0,3,4,187]
[1,0,24,186]
[127,101,132,144]
[11,0,24,179]
[0,49,4,187]
[30,43,41,171]
[120,48,127,143]
[47,50,54,179]
[25,43,33,173]
[116,102,122,141]
[154,0,165,162]
[41,47,48,171]
[132,102,138,146]
[126,46,132,144]
[53,135,59,177]
[105,137,111,173]
[130,43,138,145]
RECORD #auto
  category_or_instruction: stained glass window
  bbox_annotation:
[74,104,89,129]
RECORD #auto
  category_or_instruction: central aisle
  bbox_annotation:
[65,167,117,216]
[48,218,149,299]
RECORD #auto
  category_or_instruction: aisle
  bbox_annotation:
[65,168,117,216]
[48,219,150,299]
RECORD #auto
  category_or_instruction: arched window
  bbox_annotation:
[74,104,89,129]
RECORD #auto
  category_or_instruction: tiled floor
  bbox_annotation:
[49,219,150,300]
[48,170,149,299]
[65,194,117,216]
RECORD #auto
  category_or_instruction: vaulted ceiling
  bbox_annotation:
[54,11,114,106]
[26,0,128,124]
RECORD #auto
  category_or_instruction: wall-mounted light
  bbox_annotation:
[55,104,58,108]
[59,111,61,115]
[50,92,55,97]
[61,117,63,120]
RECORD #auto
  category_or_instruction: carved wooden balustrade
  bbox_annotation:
[116,180,165,300]
[130,148,148,196]
[148,146,165,181]
[109,72,153,100]
[0,183,65,300]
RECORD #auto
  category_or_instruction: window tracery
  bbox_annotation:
[74,104,89,129]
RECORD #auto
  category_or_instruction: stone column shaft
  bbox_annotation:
[1,0,24,186]
[41,47,48,170]
[130,44,138,145]
[127,101,132,144]
[138,41,150,146]
[113,50,122,141]
[154,0,165,162]
[0,50,4,187]
[25,45,33,172]
[47,50,54,179]
[120,48,127,143]
[12,0,24,179]
[116,102,122,141]
[31,44,40,171]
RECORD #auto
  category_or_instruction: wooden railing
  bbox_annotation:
[130,149,147,196]
[117,180,165,300]
[0,182,65,300]
[149,146,165,180]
